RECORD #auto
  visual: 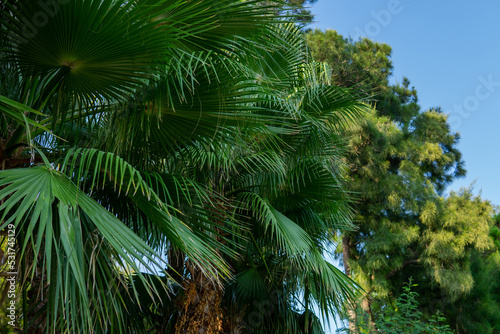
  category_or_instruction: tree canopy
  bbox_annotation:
[0,2,367,333]
[306,28,498,333]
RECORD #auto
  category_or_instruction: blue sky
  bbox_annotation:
[308,0,500,207]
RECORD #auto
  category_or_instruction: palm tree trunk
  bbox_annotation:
[175,264,224,334]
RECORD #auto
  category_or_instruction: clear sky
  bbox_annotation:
[308,0,500,207]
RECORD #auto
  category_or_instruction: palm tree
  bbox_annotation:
[0,1,366,332]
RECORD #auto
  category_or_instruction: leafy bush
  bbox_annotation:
[338,278,454,333]
[375,279,453,334]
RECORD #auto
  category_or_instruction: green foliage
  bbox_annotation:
[306,29,495,332]
[444,246,500,333]
[264,0,318,25]
[491,213,500,251]
[0,2,367,332]
[374,280,452,334]
[337,279,453,334]
[420,189,494,300]
[306,29,393,94]
[285,0,318,24]
[374,279,453,334]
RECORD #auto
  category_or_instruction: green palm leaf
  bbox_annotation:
[3,0,285,109]
[0,164,168,331]
[238,192,312,254]
[0,95,48,131]
[59,148,236,278]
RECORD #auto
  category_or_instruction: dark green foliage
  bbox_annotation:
[375,279,453,334]
[258,0,318,25]
[306,30,393,94]
[338,279,454,334]
[0,3,366,332]
[444,223,500,334]
[285,0,318,24]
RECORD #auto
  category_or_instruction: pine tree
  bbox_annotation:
[306,29,495,331]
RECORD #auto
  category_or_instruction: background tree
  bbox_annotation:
[306,30,392,94]
[260,0,318,25]
[285,0,318,24]
[337,278,454,334]
[306,29,496,332]
[442,212,500,333]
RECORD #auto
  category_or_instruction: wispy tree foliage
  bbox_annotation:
[306,29,497,332]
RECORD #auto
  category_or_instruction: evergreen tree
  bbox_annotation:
[306,29,495,332]
[285,0,318,24]
[443,213,500,333]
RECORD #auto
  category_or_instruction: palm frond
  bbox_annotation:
[59,148,236,279]
[238,192,313,255]
[0,95,49,136]
[0,164,168,332]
